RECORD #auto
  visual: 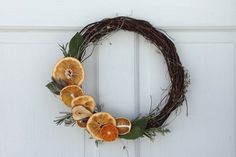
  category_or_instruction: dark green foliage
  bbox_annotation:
[120,116,149,140]
[120,116,170,140]
[46,81,61,95]
[120,127,144,139]
[68,32,85,58]
[46,77,66,95]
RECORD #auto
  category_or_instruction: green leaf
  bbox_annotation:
[68,32,84,58]
[120,127,144,140]
[132,117,149,130]
[51,77,67,89]
[120,116,150,140]
[46,81,61,95]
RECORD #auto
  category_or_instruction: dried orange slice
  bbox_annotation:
[60,85,84,107]
[72,105,92,121]
[100,124,118,142]
[71,95,95,112]
[116,117,131,135]
[52,57,84,85]
[86,112,116,140]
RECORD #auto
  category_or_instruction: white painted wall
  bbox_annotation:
[0,0,235,157]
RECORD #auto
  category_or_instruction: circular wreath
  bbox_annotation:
[46,16,189,142]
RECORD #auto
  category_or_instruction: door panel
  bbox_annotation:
[0,17,235,157]
[0,0,236,26]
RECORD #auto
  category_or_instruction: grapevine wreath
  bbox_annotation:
[46,16,190,143]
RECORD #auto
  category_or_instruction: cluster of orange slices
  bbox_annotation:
[52,57,131,142]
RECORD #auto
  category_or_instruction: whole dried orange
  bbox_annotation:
[72,105,92,121]
[76,118,89,128]
[71,95,95,112]
[100,124,118,142]
[116,117,131,135]
[53,57,84,85]
[86,112,116,140]
[60,85,84,107]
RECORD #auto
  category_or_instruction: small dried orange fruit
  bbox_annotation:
[72,105,92,121]
[71,95,95,112]
[76,120,86,128]
[76,118,89,128]
[100,124,118,142]
[116,117,131,135]
[60,85,84,107]
[86,112,116,140]
[53,57,85,85]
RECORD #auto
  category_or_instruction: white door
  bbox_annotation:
[0,1,236,157]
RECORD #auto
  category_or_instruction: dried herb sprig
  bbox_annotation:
[59,43,68,57]
[54,112,76,126]
[143,125,170,141]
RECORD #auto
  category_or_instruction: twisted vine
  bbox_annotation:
[77,16,189,130]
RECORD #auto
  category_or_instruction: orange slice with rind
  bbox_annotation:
[53,57,85,86]
[60,85,84,107]
[100,124,118,142]
[86,112,116,140]
[116,117,131,135]
[71,95,95,112]
[72,105,92,121]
